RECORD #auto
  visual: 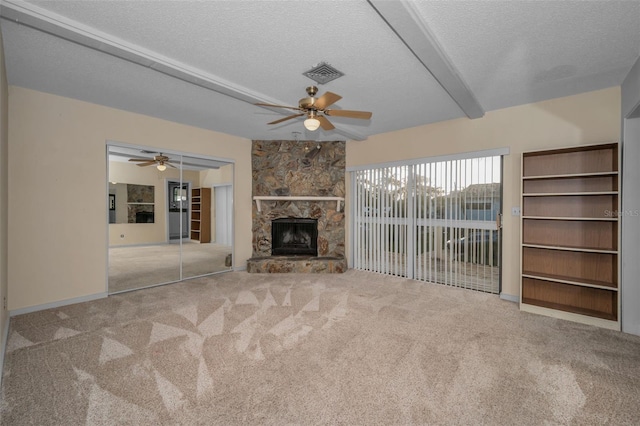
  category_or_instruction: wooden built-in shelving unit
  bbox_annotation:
[520,143,620,329]
[190,187,211,243]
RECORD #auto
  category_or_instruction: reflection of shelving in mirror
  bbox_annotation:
[520,143,619,329]
[190,187,211,243]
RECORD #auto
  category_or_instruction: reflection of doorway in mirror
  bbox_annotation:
[167,180,190,241]
[109,194,116,223]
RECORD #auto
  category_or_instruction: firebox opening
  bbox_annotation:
[272,218,318,256]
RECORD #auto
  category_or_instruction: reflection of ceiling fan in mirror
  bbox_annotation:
[128,153,176,171]
[255,86,372,131]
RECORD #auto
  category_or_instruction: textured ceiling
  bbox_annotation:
[1,0,639,141]
[415,0,640,110]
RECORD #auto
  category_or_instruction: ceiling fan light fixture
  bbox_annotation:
[256,86,371,132]
[157,163,167,171]
[304,117,320,131]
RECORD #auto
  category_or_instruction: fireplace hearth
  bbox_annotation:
[272,218,318,256]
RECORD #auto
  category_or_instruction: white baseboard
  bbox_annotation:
[0,311,9,389]
[521,302,620,331]
[9,292,108,317]
[500,293,519,303]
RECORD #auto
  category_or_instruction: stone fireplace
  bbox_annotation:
[247,140,347,273]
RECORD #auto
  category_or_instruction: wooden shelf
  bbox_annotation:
[522,219,617,251]
[520,142,619,328]
[522,277,617,321]
[523,174,618,195]
[523,171,618,180]
[522,143,618,177]
[523,191,617,196]
[522,243,617,254]
[522,245,616,286]
[522,298,617,322]
[522,273,617,291]
[520,304,620,330]
[522,216,617,221]
[522,194,617,218]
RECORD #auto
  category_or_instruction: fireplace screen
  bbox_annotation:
[272,218,318,256]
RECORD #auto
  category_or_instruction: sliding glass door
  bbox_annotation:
[352,152,503,294]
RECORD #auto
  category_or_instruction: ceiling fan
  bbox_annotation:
[128,153,176,171]
[255,86,372,131]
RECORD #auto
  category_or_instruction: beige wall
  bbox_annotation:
[0,27,9,361]
[8,87,251,311]
[346,87,621,298]
[200,163,234,187]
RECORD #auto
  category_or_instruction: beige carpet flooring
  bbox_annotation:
[2,270,640,425]
[109,242,232,293]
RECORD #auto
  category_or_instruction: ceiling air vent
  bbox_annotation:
[303,62,344,85]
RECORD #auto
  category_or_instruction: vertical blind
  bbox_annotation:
[352,155,502,294]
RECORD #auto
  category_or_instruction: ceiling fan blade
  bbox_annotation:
[135,161,156,167]
[317,115,335,131]
[128,158,153,162]
[268,113,305,125]
[314,92,342,110]
[255,102,303,111]
[324,109,372,119]
[166,162,177,169]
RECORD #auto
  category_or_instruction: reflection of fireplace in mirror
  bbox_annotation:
[135,211,154,223]
[272,218,318,256]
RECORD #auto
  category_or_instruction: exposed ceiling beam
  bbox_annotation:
[0,0,368,141]
[367,0,484,119]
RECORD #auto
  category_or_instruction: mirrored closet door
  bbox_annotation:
[181,155,234,280]
[107,145,233,294]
